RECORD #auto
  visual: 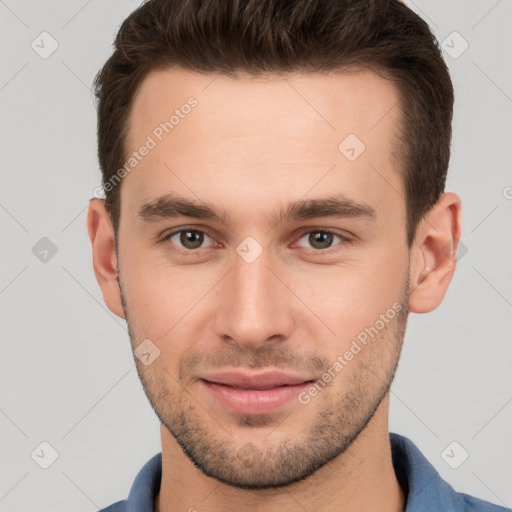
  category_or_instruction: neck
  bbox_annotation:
[156,395,405,512]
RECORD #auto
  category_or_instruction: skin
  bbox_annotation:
[87,68,461,512]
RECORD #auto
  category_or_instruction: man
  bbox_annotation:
[87,0,507,511]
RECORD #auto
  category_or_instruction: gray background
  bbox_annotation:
[0,1,511,510]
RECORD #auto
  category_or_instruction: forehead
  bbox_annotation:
[128,66,401,148]
[122,67,404,223]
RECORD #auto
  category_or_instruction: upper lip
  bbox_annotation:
[200,370,314,390]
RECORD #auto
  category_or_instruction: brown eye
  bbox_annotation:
[296,230,345,250]
[166,229,214,250]
[310,232,333,249]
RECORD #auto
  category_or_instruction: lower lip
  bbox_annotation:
[201,380,312,415]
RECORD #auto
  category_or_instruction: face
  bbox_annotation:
[115,68,412,488]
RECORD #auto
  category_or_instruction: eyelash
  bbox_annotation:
[295,229,349,254]
[161,226,350,255]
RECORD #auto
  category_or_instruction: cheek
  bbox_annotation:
[120,252,218,349]
[119,227,408,353]
[289,248,407,350]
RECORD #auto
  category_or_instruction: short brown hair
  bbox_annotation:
[93,0,454,246]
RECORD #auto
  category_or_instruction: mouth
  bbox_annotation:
[200,370,314,389]
[199,370,315,415]
[207,382,306,390]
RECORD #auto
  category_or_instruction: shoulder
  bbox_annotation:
[458,492,510,512]
[97,501,127,512]
[390,433,510,512]
[97,452,162,512]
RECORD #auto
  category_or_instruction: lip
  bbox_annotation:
[200,370,312,389]
[199,370,314,415]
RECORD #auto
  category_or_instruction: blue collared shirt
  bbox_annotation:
[99,433,509,511]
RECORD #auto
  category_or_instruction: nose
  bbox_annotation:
[214,248,295,351]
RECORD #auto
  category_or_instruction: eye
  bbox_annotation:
[296,230,346,251]
[165,229,216,250]
[162,227,349,254]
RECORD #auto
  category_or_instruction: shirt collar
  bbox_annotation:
[123,433,499,512]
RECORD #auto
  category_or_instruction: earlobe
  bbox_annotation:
[408,192,462,314]
[86,199,126,319]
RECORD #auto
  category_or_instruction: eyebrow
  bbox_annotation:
[137,192,377,225]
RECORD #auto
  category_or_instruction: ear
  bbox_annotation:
[408,192,462,313]
[86,199,125,319]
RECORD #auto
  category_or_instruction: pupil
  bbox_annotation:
[180,230,203,249]
[310,231,332,249]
